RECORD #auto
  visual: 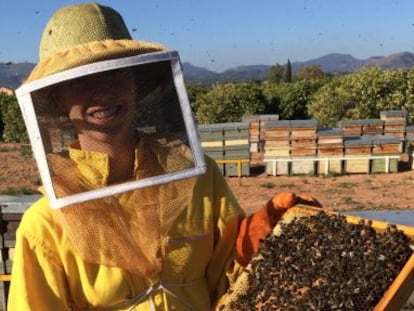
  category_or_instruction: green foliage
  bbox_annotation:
[267,63,285,83]
[307,76,353,127]
[186,84,209,114]
[296,65,325,80]
[263,79,325,119]
[308,67,414,126]
[195,82,266,124]
[0,94,29,143]
[19,144,33,158]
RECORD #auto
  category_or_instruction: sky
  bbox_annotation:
[1,0,414,72]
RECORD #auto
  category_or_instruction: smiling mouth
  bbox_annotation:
[89,106,121,120]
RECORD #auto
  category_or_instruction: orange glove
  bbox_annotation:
[235,192,321,266]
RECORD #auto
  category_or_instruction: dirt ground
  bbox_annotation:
[227,166,414,214]
[1,143,414,214]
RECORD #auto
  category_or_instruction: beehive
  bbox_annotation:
[198,124,225,174]
[290,157,316,175]
[263,120,291,173]
[263,139,290,157]
[338,120,364,137]
[242,114,279,154]
[344,137,372,173]
[405,125,414,138]
[380,110,407,139]
[317,127,344,145]
[265,159,290,176]
[223,122,250,177]
[316,128,344,174]
[198,123,251,177]
[317,156,343,175]
[371,136,401,173]
[361,119,385,136]
[405,136,414,170]
[217,205,414,311]
[0,195,38,310]
[290,117,317,159]
[289,119,318,137]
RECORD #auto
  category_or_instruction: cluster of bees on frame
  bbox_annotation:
[222,212,413,311]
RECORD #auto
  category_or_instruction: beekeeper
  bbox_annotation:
[8,3,320,310]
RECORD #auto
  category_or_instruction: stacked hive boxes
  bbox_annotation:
[289,120,318,175]
[263,120,291,175]
[263,120,318,175]
[0,195,38,310]
[343,137,373,173]
[198,124,225,174]
[223,122,250,177]
[371,136,401,173]
[343,136,401,174]
[241,114,279,165]
[201,110,408,177]
[337,120,363,137]
[405,124,414,138]
[338,119,386,138]
[317,128,344,174]
[198,123,250,177]
[405,125,414,169]
[361,119,385,136]
[381,110,407,139]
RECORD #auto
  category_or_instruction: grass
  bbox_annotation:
[19,145,33,158]
[0,146,17,152]
[320,172,342,178]
[277,182,296,189]
[337,182,357,188]
[0,186,39,195]
[260,182,276,189]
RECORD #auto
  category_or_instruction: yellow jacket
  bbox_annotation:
[8,145,245,310]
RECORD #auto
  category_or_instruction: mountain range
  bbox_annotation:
[2,51,414,88]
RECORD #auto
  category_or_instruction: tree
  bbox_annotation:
[307,67,414,126]
[195,82,266,124]
[296,65,325,80]
[267,63,285,83]
[307,76,353,127]
[186,84,209,114]
[0,93,29,143]
[283,59,292,83]
[263,79,325,120]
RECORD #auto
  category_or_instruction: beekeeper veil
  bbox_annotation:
[15,3,206,278]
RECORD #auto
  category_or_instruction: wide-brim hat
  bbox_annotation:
[26,2,167,83]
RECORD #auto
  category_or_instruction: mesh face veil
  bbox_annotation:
[15,52,206,279]
[16,51,206,209]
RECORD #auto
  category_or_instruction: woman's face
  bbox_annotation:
[57,69,137,145]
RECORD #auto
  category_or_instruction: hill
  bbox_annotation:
[184,52,414,84]
[0,62,34,88]
[2,51,414,88]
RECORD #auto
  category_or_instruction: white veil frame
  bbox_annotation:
[15,51,206,209]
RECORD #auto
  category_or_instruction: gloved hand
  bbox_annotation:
[235,192,321,266]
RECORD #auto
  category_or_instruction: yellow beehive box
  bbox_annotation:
[317,156,343,174]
